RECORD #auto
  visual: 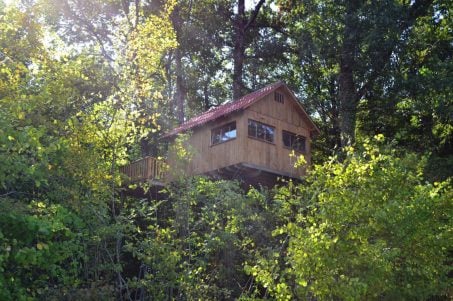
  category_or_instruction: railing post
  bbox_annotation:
[150,157,155,180]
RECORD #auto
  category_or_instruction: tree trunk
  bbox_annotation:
[338,67,358,147]
[232,0,265,100]
[171,5,185,124]
[336,0,433,147]
[175,47,185,124]
[338,0,359,147]
[233,0,246,100]
[329,77,342,149]
[203,83,210,110]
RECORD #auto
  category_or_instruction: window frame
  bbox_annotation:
[282,130,306,153]
[248,119,275,144]
[211,121,237,146]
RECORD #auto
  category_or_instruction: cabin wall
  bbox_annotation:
[167,112,246,177]
[167,87,312,179]
[241,87,311,177]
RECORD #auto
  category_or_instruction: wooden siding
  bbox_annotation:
[168,87,312,179]
[167,112,245,177]
[241,87,310,177]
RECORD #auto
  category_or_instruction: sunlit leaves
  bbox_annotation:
[128,0,177,87]
[249,138,452,300]
[0,1,177,299]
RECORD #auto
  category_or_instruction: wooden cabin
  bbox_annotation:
[122,81,320,187]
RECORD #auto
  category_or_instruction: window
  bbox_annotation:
[274,92,284,104]
[248,119,275,143]
[282,130,306,153]
[211,122,236,145]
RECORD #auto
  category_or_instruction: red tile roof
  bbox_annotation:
[164,81,284,138]
[163,81,320,138]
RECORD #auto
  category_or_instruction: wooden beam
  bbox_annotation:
[239,162,298,179]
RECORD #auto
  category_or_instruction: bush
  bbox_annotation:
[247,137,452,300]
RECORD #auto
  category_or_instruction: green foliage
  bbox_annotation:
[166,132,195,179]
[356,0,453,178]
[125,177,267,300]
[1,0,451,300]
[0,0,176,299]
[0,200,86,300]
[247,137,452,300]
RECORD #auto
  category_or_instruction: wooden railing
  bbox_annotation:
[120,156,166,182]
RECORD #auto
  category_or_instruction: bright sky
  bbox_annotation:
[3,0,265,7]
[245,0,259,10]
[3,0,276,12]
[246,0,278,12]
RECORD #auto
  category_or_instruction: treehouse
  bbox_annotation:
[121,81,320,187]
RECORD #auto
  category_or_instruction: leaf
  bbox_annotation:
[36,242,44,250]
[298,279,307,287]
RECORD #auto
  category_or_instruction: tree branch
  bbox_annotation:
[63,0,115,62]
[251,21,289,36]
[245,0,266,30]
[0,191,17,197]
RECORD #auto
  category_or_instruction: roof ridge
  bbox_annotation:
[198,81,282,116]
[163,81,284,138]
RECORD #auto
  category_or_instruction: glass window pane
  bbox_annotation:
[293,139,301,151]
[257,124,265,140]
[222,123,236,141]
[283,131,291,148]
[248,120,257,137]
[296,136,306,152]
[212,129,221,144]
[283,130,306,152]
[212,122,236,145]
[224,128,236,139]
[249,119,275,143]
[265,126,274,142]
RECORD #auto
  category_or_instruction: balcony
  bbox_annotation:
[120,156,166,183]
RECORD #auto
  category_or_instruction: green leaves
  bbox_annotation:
[248,140,452,300]
[1,0,451,299]
[0,1,177,298]
[125,177,266,300]
[0,199,86,300]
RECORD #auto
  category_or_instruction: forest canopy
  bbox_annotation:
[0,0,451,300]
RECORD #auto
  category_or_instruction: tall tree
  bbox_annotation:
[0,1,176,298]
[359,0,453,180]
[232,0,266,99]
[170,3,186,124]
[279,0,438,147]
[42,0,178,156]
